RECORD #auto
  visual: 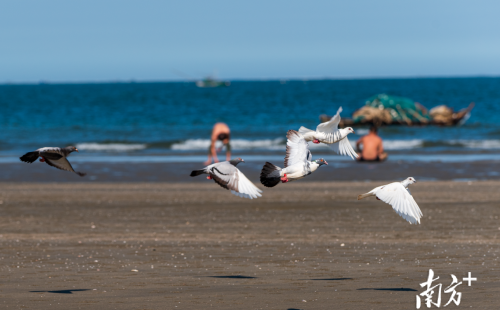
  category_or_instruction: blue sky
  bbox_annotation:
[1,0,499,82]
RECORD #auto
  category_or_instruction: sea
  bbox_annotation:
[1,77,500,165]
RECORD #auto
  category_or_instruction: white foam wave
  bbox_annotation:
[171,138,425,151]
[76,139,500,153]
[76,143,147,152]
[382,139,424,150]
[355,129,369,136]
[307,139,424,150]
[451,140,500,149]
[171,138,285,150]
[323,139,423,150]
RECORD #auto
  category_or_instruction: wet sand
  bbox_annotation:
[1,181,499,309]
[1,160,500,182]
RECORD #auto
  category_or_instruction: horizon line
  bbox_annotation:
[1,74,500,85]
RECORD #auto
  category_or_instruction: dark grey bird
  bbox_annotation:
[20,146,86,177]
[190,158,262,199]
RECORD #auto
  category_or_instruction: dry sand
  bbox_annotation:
[0,181,499,309]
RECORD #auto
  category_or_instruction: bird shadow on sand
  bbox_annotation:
[357,288,417,292]
[206,275,257,279]
[301,277,353,281]
[30,289,91,294]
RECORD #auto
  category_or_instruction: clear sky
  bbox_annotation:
[1,0,499,82]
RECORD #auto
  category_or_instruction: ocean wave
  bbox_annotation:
[171,138,285,150]
[382,139,424,150]
[355,129,369,136]
[318,139,500,150]
[170,138,424,151]
[363,139,500,150]
[76,138,500,152]
[450,140,500,149]
[76,143,147,152]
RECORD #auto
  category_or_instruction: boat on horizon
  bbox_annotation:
[196,76,230,88]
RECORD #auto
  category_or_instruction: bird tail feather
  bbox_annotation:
[298,126,314,135]
[20,152,39,163]
[260,162,282,188]
[190,170,205,177]
[357,192,373,200]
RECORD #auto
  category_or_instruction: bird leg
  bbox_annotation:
[206,176,212,180]
[280,174,289,183]
[39,157,45,163]
[313,139,320,144]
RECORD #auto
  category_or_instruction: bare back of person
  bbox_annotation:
[211,123,230,141]
[356,127,387,162]
[205,122,231,165]
[360,134,382,160]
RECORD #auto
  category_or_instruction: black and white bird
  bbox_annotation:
[260,130,328,187]
[190,157,262,199]
[20,146,86,177]
[357,177,422,224]
[298,107,358,160]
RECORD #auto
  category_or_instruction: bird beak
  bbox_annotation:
[324,160,328,165]
[75,149,79,152]
[241,159,245,162]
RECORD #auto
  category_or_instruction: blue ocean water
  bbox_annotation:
[1,77,499,160]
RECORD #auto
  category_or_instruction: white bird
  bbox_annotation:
[357,177,422,224]
[20,146,86,177]
[260,130,328,187]
[298,107,358,160]
[190,157,262,199]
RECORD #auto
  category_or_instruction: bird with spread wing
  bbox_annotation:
[190,157,262,199]
[357,177,422,224]
[299,107,358,160]
[260,130,328,187]
[20,146,86,177]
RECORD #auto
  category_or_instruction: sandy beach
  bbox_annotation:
[1,181,499,309]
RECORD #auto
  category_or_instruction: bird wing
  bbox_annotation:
[39,147,85,176]
[44,157,82,175]
[38,147,65,158]
[209,162,239,190]
[210,163,262,199]
[329,137,358,160]
[316,107,342,133]
[375,182,423,224]
[284,130,311,168]
[230,170,262,199]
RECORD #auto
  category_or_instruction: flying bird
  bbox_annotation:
[20,146,86,177]
[190,158,262,199]
[357,177,422,224]
[260,130,328,187]
[298,107,358,160]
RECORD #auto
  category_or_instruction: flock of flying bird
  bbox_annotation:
[19,107,423,225]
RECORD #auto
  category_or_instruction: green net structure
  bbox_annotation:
[354,94,431,124]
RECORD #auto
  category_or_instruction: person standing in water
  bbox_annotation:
[205,122,231,165]
[356,126,388,162]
